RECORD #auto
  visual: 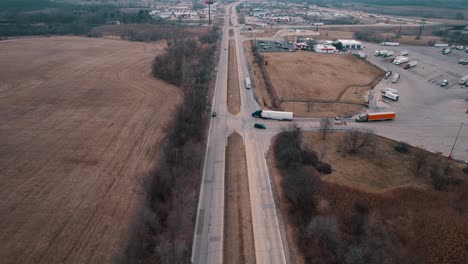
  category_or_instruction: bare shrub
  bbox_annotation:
[316,162,332,174]
[320,118,333,140]
[306,215,340,253]
[274,124,303,170]
[412,147,429,176]
[342,128,376,154]
[282,168,321,224]
[394,141,410,153]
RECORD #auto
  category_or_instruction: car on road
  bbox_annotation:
[254,123,266,129]
[211,111,217,117]
[440,80,449,87]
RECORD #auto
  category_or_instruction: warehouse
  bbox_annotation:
[337,39,363,49]
[313,44,336,53]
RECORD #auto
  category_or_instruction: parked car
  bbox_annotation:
[458,58,468,65]
[384,71,392,79]
[254,123,266,129]
[440,80,449,87]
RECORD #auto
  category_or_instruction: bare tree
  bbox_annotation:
[320,118,332,140]
[412,147,428,176]
[342,128,376,154]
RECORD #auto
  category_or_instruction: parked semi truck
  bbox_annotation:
[382,51,394,58]
[245,77,251,89]
[251,110,293,121]
[460,76,468,85]
[404,61,418,69]
[355,112,396,122]
[393,56,409,65]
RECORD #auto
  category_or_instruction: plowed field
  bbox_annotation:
[0,37,181,264]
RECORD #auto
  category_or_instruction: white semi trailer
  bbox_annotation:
[251,110,293,121]
[245,77,251,89]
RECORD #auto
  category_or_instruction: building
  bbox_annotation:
[313,44,336,53]
[337,39,363,49]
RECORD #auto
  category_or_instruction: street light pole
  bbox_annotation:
[448,123,464,160]
[205,1,214,25]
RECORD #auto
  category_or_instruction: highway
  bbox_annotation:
[191,1,289,263]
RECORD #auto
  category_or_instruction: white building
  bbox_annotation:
[337,39,363,49]
[314,44,336,53]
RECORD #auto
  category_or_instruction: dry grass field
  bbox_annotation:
[228,40,241,115]
[0,36,181,264]
[261,52,383,117]
[269,131,468,264]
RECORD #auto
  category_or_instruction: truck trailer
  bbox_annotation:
[393,56,409,65]
[380,42,400,46]
[434,43,449,48]
[460,76,468,85]
[392,73,400,83]
[251,110,293,121]
[404,61,418,69]
[355,112,396,122]
[382,51,394,57]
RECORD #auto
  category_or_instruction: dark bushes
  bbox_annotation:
[119,28,219,264]
[316,162,332,174]
[394,141,410,153]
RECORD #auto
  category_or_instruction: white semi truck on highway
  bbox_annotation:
[251,110,293,121]
[380,42,400,46]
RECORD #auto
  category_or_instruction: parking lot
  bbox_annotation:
[354,42,468,161]
[255,40,295,52]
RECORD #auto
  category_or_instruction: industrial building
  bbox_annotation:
[337,39,363,49]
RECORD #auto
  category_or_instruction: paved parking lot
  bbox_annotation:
[255,40,295,52]
[354,42,468,161]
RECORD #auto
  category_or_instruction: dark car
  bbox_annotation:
[211,111,217,117]
[254,123,266,129]
[384,71,392,79]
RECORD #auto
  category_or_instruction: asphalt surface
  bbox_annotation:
[191,2,288,263]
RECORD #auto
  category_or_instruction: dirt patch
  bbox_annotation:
[241,28,281,38]
[269,131,468,264]
[228,39,241,115]
[0,37,181,264]
[315,30,354,40]
[229,29,234,37]
[261,52,383,117]
[224,133,256,264]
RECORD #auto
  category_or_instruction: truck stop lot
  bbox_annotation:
[355,42,468,161]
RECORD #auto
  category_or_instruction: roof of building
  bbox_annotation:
[314,44,336,50]
[337,39,362,45]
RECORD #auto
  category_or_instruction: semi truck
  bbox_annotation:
[442,48,451,55]
[245,77,251,89]
[380,42,400,46]
[399,50,409,56]
[355,112,396,122]
[460,76,468,85]
[434,43,449,48]
[374,50,387,56]
[404,61,418,69]
[251,110,293,121]
[382,51,394,58]
[393,56,409,65]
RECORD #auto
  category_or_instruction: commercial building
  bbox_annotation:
[337,39,363,49]
[313,44,336,53]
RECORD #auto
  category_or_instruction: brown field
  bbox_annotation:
[241,28,280,38]
[269,131,468,264]
[315,30,354,40]
[0,37,181,264]
[228,40,241,115]
[261,52,383,117]
[224,133,256,264]
[92,24,207,39]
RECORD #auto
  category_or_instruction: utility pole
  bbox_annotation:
[397,21,403,38]
[448,123,464,160]
[205,1,214,25]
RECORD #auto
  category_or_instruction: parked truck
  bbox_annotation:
[434,43,449,48]
[251,110,293,121]
[404,61,418,69]
[357,52,367,59]
[245,77,251,89]
[382,51,394,58]
[380,42,400,46]
[392,73,400,83]
[459,76,468,85]
[393,56,409,65]
[442,48,451,55]
[399,50,409,56]
[355,112,396,122]
[374,50,388,56]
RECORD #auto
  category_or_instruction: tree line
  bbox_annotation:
[116,26,220,264]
